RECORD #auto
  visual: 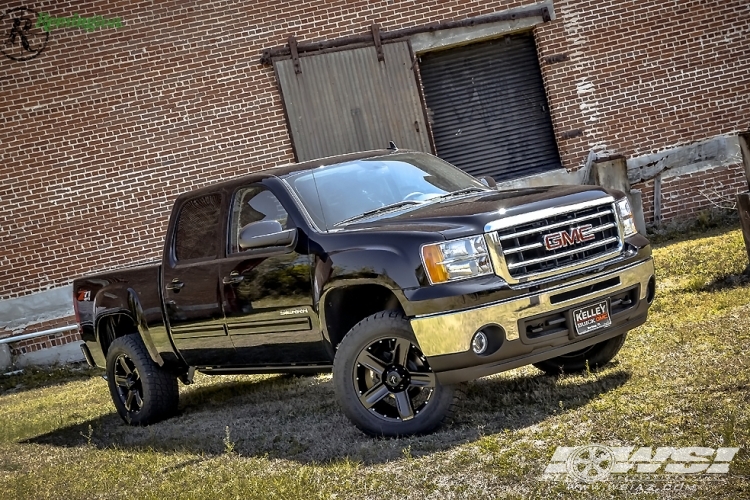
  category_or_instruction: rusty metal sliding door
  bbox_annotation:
[419,33,562,181]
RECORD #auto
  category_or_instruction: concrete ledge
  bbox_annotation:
[627,135,743,184]
[0,285,74,333]
[12,342,84,369]
[410,1,555,54]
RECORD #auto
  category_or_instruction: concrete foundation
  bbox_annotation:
[12,342,85,369]
[627,134,743,184]
[0,344,11,372]
[0,285,74,333]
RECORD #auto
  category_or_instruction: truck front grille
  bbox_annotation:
[488,199,622,283]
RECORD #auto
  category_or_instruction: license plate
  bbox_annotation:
[573,299,611,335]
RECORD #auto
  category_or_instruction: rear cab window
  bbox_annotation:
[173,193,223,262]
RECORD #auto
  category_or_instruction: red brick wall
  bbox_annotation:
[2,0,749,300]
[536,0,750,167]
[6,316,80,356]
[0,315,79,356]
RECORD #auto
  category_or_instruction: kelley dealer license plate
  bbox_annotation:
[573,300,611,335]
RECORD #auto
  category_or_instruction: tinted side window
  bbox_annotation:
[174,194,222,261]
[229,186,289,253]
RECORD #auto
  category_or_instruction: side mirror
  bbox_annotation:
[479,176,497,189]
[238,220,297,250]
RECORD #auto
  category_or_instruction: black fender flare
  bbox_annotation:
[93,285,164,366]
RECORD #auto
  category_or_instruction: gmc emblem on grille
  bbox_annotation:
[543,224,596,250]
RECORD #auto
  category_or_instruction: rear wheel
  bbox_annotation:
[333,311,460,437]
[106,335,179,425]
[533,333,628,375]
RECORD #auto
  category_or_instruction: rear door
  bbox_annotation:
[162,192,235,366]
[219,182,329,365]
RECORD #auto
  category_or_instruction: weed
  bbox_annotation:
[223,426,236,455]
[80,424,93,448]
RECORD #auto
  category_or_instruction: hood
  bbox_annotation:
[341,185,619,239]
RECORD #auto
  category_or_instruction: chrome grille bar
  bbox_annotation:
[502,222,617,256]
[496,209,614,241]
[484,197,623,285]
[506,237,620,269]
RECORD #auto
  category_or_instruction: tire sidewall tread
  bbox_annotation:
[105,335,179,426]
[333,310,458,437]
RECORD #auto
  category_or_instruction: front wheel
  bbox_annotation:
[333,311,460,437]
[106,335,179,425]
[533,332,628,375]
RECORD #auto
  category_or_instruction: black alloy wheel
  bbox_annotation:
[105,335,179,426]
[353,336,436,422]
[333,311,460,437]
[113,353,144,414]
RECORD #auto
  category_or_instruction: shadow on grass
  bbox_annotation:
[0,364,102,395]
[25,369,630,464]
[700,263,750,292]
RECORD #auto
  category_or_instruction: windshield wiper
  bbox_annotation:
[437,187,486,199]
[333,200,423,227]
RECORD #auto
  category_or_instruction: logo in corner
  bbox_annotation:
[566,445,616,483]
[1,7,48,61]
[542,445,741,485]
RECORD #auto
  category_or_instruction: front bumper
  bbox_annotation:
[410,257,655,384]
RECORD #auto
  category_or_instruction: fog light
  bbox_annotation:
[471,331,488,354]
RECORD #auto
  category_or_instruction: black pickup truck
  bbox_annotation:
[74,149,655,436]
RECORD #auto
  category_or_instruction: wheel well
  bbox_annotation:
[324,285,403,350]
[97,313,138,357]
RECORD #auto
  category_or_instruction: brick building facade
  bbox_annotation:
[1,0,749,360]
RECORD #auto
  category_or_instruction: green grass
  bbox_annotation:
[2,222,750,498]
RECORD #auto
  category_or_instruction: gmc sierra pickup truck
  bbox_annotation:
[74,148,655,436]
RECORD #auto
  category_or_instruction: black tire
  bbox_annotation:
[105,335,179,425]
[533,333,628,375]
[333,310,460,437]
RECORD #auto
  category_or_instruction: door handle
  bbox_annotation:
[165,279,185,292]
[222,272,244,285]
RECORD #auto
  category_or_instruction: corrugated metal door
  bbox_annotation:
[419,33,562,181]
[275,42,431,161]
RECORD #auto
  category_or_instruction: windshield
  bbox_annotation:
[282,152,487,230]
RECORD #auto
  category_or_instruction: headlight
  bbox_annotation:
[616,198,637,237]
[421,236,493,284]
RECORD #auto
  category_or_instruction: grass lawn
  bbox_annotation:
[1,222,749,499]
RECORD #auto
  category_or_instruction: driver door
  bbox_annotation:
[218,183,329,365]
